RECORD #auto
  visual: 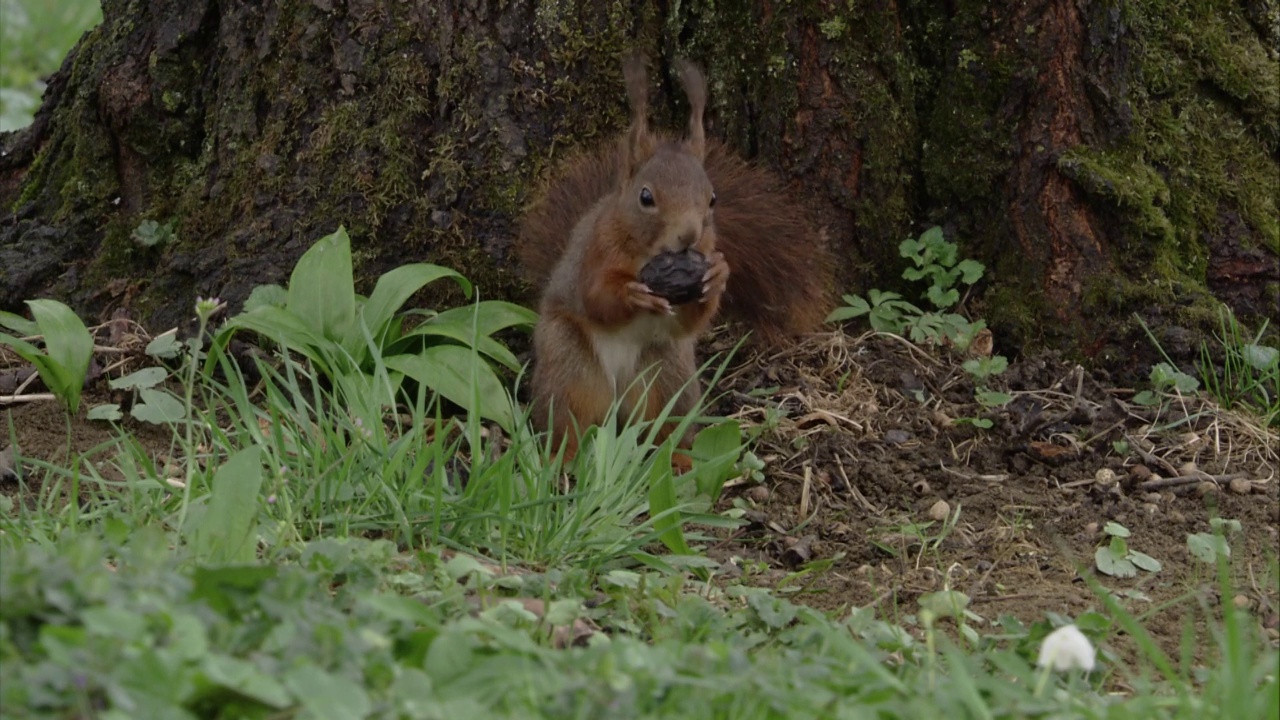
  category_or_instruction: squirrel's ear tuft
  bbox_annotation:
[619,50,657,178]
[676,59,707,161]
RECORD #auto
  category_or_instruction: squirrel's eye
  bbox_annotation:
[709,191,717,208]
[639,187,655,208]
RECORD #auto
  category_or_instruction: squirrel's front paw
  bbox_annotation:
[700,251,730,303]
[625,281,675,315]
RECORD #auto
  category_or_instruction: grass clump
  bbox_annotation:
[1,227,1276,718]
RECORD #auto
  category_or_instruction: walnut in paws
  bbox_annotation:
[638,249,710,305]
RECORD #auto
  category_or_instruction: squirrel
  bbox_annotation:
[517,52,833,464]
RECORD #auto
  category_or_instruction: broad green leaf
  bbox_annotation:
[689,420,743,503]
[244,283,289,312]
[131,389,187,424]
[145,332,182,359]
[283,662,371,720]
[426,300,538,335]
[110,366,168,390]
[5,300,95,412]
[220,305,337,371]
[186,447,264,564]
[202,654,290,708]
[385,346,515,431]
[87,404,124,421]
[1243,343,1278,371]
[287,226,356,345]
[1103,521,1130,538]
[0,310,38,336]
[1095,546,1136,578]
[362,264,472,341]
[0,332,76,411]
[976,390,1013,407]
[1129,550,1162,573]
[918,590,971,620]
[401,322,521,372]
[168,612,210,662]
[926,285,959,309]
[1187,532,1230,563]
[825,295,871,323]
[81,606,147,641]
[647,443,692,556]
[957,258,985,284]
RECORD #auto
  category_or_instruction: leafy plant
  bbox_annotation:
[1187,518,1242,564]
[131,219,177,248]
[963,355,1013,408]
[1133,362,1200,406]
[0,299,94,412]
[826,227,993,357]
[214,226,536,431]
[1094,522,1161,578]
[899,226,986,310]
[88,365,187,424]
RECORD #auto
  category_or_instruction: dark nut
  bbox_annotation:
[638,249,709,305]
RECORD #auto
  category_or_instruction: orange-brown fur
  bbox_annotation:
[521,53,830,462]
[519,146,833,346]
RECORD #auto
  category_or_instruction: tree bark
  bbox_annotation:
[2,0,1276,365]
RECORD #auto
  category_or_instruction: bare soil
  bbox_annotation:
[700,329,1280,666]
[4,328,1278,668]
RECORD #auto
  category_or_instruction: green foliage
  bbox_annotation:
[1094,522,1162,578]
[1187,518,1241,564]
[216,226,536,432]
[1195,310,1279,426]
[827,226,991,352]
[130,219,177,248]
[900,226,986,309]
[0,299,94,412]
[4,531,1275,719]
[829,227,1010,411]
[89,364,186,424]
[0,0,101,131]
[1135,308,1278,426]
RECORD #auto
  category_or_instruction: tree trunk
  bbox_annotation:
[2,0,1276,366]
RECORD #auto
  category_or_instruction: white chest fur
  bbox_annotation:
[590,314,680,394]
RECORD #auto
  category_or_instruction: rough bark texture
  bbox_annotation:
[2,0,1276,367]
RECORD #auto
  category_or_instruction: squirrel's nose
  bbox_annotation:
[672,219,701,250]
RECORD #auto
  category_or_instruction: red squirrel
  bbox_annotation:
[517,52,833,463]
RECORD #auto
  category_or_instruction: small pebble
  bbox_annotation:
[1141,502,1159,516]
[1178,461,1198,477]
[1228,478,1251,495]
[747,485,770,503]
[1084,521,1099,536]
[1196,481,1218,498]
[1141,492,1162,504]
[1169,510,1186,523]
[1129,464,1152,481]
[884,429,912,445]
[1233,594,1252,610]
[928,500,951,521]
[1094,468,1117,486]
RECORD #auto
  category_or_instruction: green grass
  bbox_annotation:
[2,239,1277,717]
[0,0,102,131]
[2,294,1276,719]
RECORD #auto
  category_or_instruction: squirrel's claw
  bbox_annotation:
[699,252,730,303]
[625,281,675,315]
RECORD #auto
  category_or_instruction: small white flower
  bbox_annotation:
[1037,624,1096,672]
